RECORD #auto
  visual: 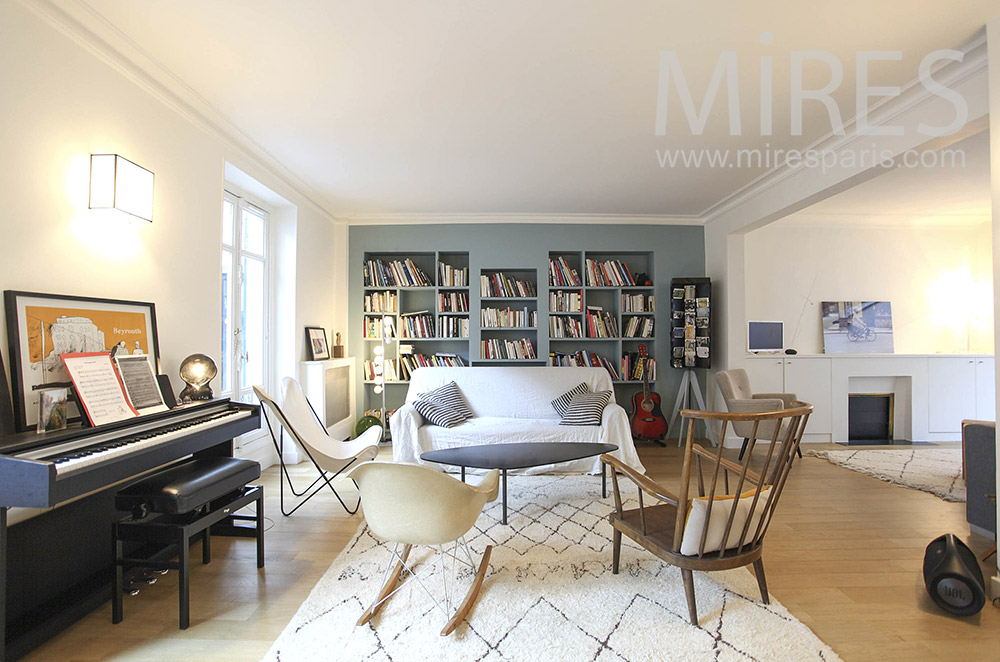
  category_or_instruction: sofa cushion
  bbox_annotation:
[560,390,612,426]
[551,382,590,417]
[413,399,466,427]
[413,381,474,427]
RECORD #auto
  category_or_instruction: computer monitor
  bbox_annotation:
[747,320,784,353]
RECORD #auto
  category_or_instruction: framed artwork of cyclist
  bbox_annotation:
[820,301,894,354]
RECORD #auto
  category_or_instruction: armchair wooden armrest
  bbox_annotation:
[691,444,762,486]
[601,454,679,506]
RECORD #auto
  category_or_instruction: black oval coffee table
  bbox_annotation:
[420,442,618,524]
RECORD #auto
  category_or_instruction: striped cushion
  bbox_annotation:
[559,390,612,426]
[413,381,474,427]
[413,399,467,428]
[551,382,590,417]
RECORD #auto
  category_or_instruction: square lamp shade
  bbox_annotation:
[89,154,154,222]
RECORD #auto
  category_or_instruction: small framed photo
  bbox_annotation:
[37,386,69,433]
[305,327,330,361]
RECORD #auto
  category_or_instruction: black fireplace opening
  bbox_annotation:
[848,393,894,441]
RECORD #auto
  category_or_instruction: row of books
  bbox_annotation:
[439,291,469,312]
[549,289,583,313]
[363,316,395,339]
[365,353,469,382]
[548,256,582,286]
[585,259,638,287]
[586,310,620,338]
[481,307,537,328]
[363,358,399,382]
[549,315,584,338]
[623,316,655,338]
[399,312,434,338]
[437,316,469,338]
[364,258,432,287]
[621,353,657,381]
[364,291,398,313]
[400,353,464,379]
[438,261,468,287]
[481,337,536,360]
[621,293,654,313]
[549,350,620,381]
[547,351,658,382]
[481,273,537,298]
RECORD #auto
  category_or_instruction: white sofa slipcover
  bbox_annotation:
[390,366,646,474]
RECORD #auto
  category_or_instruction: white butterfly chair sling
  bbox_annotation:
[348,462,499,636]
[601,402,811,625]
[253,378,380,516]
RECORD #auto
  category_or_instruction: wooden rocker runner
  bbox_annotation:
[348,462,499,636]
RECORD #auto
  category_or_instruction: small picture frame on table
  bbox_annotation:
[305,327,330,361]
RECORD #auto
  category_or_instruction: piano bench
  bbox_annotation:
[111,457,265,630]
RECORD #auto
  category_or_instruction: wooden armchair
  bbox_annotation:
[601,402,811,625]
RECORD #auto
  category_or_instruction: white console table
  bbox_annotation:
[743,354,994,443]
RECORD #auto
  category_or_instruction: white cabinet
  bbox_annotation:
[743,356,831,436]
[927,357,978,433]
[743,354,994,443]
[783,358,832,435]
[743,357,784,394]
[975,357,996,421]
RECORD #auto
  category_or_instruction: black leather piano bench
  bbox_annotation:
[112,457,264,630]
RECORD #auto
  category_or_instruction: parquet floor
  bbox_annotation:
[22,442,1000,661]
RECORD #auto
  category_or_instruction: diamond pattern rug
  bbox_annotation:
[807,448,965,502]
[262,475,841,662]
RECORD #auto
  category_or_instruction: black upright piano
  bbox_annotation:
[0,398,260,661]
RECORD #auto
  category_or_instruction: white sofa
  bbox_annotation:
[390,366,646,474]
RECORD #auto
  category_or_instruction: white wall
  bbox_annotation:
[0,2,345,459]
[745,220,994,354]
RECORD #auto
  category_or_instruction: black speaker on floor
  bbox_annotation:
[922,533,986,616]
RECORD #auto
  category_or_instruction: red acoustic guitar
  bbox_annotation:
[630,344,667,441]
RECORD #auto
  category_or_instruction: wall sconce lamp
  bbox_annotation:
[89,154,154,222]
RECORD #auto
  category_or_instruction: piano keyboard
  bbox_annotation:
[20,407,252,475]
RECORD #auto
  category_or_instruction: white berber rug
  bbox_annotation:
[808,448,965,502]
[262,475,840,662]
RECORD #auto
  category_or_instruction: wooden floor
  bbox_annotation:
[22,442,1000,662]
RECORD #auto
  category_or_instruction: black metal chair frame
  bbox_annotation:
[257,393,366,516]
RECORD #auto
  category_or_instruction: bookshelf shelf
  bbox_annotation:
[547,251,657,384]
[362,251,471,412]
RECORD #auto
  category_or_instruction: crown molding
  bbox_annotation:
[22,0,338,224]
[699,32,989,224]
[343,212,704,227]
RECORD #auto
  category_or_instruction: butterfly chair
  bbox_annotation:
[715,368,802,460]
[348,462,499,636]
[253,377,380,516]
[601,401,811,626]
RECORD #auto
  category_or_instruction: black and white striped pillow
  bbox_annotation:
[551,382,590,417]
[413,399,467,428]
[413,381,474,427]
[559,390,612,426]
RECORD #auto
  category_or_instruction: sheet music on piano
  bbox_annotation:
[114,354,168,415]
[61,352,138,427]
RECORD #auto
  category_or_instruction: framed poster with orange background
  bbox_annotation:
[4,291,159,431]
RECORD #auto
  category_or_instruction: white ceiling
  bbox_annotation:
[75,0,998,218]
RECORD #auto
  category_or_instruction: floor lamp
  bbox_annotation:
[370,315,394,439]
